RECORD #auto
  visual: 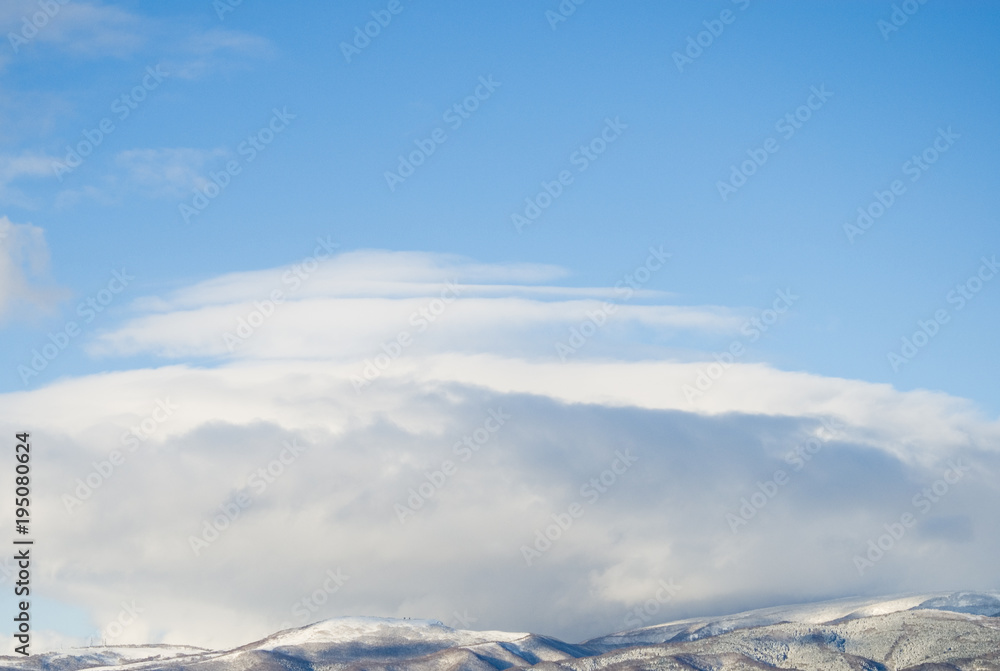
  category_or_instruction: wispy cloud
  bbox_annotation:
[51,147,229,207]
[0,4,275,213]
[0,0,146,59]
[0,215,67,318]
[86,248,1000,462]
[0,1,273,71]
[87,250,742,360]
[0,150,56,206]
[115,147,229,198]
[165,28,276,80]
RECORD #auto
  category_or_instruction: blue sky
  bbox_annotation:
[1,0,999,651]
[3,0,998,407]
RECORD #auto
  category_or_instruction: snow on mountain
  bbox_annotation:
[241,617,593,670]
[1,592,997,671]
[0,645,212,671]
[252,616,527,651]
[917,590,1000,616]
[564,607,1000,671]
[586,590,1000,647]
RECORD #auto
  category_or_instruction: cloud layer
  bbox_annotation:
[2,249,998,651]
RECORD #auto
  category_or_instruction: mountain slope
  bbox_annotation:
[1,592,997,671]
[561,608,1000,671]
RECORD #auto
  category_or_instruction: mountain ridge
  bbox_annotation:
[3,591,998,671]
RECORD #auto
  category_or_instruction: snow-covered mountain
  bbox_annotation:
[586,591,1000,649]
[0,644,212,671]
[3,592,999,671]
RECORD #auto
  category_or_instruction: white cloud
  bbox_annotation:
[52,147,228,206]
[88,249,741,360]
[0,150,54,181]
[165,28,277,80]
[0,1,146,59]
[0,215,66,318]
[0,5,274,209]
[115,147,229,197]
[0,2,273,80]
[3,249,998,651]
[0,151,56,207]
[54,181,120,209]
[53,146,231,205]
[1,358,998,650]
